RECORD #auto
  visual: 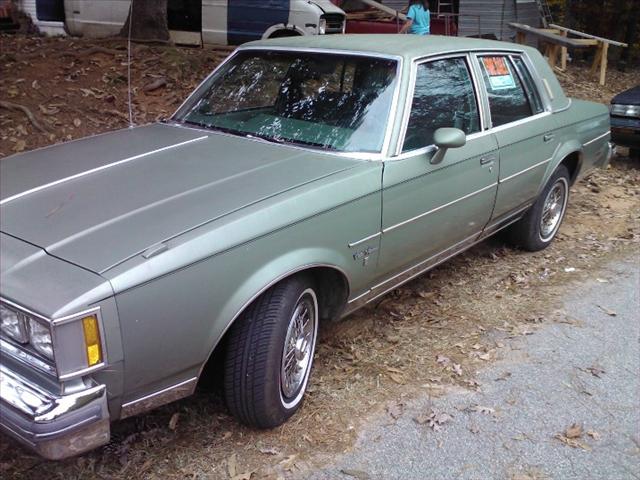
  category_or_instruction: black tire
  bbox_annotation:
[224,275,318,428]
[506,165,570,252]
[630,148,639,160]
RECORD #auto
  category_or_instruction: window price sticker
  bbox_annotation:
[482,57,516,90]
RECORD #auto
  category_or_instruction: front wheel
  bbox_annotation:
[506,165,570,252]
[224,275,318,428]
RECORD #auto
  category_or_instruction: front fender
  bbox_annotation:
[214,247,349,341]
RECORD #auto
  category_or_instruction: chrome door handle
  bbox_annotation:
[480,155,496,166]
[543,134,555,142]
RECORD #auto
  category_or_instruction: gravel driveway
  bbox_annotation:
[305,255,640,480]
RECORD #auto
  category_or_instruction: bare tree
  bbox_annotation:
[119,0,169,42]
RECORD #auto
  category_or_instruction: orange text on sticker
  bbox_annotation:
[482,57,509,76]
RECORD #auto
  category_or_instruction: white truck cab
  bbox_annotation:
[60,0,345,45]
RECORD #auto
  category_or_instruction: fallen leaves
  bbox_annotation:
[386,402,404,420]
[414,410,453,431]
[340,468,371,479]
[596,305,617,316]
[585,365,606,378]
[553,423,592,450]
[468,405,495,415]
[168,412,180,431]
[436,355,463,376]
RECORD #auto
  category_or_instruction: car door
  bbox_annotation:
[202,0,228,44]
[377,55,499,281]
[227,0,290,44]
[473,53,557,222]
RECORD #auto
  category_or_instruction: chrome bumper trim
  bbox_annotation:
[606,141,616,165]
[0,364,110,459]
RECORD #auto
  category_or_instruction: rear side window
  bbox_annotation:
[478,55,532,127]
[402,57,480,152]
[511,56,544,114]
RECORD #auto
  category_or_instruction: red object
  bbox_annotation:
[345,16,457,36]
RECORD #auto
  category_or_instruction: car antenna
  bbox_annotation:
[126,0,134,128]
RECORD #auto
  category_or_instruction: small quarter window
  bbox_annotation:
[478,55,533,127]
[402,57,480,152]
[511,56,544,114]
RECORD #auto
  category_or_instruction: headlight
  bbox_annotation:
[28,318,54,359]
[319,18,327,35]
[611,104,640,118]
[0,304,29,343]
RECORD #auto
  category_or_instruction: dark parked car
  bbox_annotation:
[610,85,640,158]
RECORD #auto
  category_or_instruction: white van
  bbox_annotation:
[34,0,345,45]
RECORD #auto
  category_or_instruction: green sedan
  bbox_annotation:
[0,34,613,459]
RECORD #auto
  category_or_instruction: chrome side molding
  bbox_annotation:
[120,377,198,419]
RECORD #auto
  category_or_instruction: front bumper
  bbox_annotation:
[610,116,640,149]
[0,364,110,460]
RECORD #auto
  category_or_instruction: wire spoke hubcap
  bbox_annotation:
[281,291,317,401]
[540,180,567,241]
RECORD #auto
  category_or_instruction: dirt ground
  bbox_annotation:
[0,35,638,480]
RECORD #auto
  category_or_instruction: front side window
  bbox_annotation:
[402,57,480,152]
[478,55,533,127]
[174,50,398,153]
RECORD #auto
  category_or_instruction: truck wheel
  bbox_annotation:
[506,165,570,252]
[224,275,318,428]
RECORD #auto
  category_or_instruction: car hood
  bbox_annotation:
[0,123,359,274]
[611,85,640,105]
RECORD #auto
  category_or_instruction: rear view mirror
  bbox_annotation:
[431,128,466,164]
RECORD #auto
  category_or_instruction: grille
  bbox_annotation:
[322,13,345,34]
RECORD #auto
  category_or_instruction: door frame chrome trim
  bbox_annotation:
[0,136,208,206]
[348,232,381,248]
[499,157,552,183]
[382,182,498,234]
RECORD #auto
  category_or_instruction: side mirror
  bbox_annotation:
[430,128,466,164]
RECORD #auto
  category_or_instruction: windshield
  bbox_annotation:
[173,50,398,153]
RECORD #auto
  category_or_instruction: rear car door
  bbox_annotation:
[377,55,499,280]
[473,53,556,222]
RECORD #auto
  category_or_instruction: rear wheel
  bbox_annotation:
[224,275,318,428]
[506,165,570,251]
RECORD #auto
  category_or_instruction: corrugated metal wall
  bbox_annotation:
[458,0,516,39]
[515,2,541,28]
[456,1,540,39]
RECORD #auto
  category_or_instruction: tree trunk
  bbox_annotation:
[119,0,170,42]
[620,3,638,66]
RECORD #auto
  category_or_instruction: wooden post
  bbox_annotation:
[547,44,560,68]
[599,42,609,86]
[516,31,526,44]
[590,41,602,74]
[560,30,568,71]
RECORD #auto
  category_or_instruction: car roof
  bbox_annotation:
[243,34,530,61]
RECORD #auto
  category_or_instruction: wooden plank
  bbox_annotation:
[508,23,591,48]
[359,0,406,21]
[548,23,628,47]
[573,39,599,46]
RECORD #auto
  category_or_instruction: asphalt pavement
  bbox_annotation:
[304,255,640,480]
